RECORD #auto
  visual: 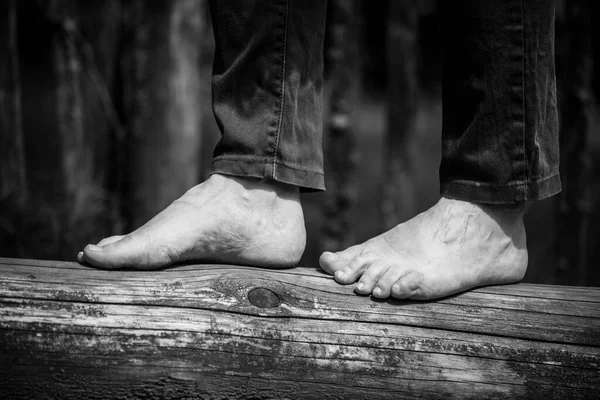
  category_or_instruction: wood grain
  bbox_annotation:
[1,257,599,399]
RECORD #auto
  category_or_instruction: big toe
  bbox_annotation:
[78,235,126,263]
[319,252,343,274]
[319,245,361,275]
[82,234,176,270]
[97,235,126,247]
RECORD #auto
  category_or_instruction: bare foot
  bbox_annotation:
[77,174,306,269]
[319,197,527,300]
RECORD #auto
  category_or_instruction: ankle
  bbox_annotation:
[479,202,525,226]
[441,196,523,216]
[212,173,300,200]
[439,197,525,232]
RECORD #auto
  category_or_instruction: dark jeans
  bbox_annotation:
[209,0,560,204]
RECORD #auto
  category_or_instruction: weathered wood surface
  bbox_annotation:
[1,258,599,399]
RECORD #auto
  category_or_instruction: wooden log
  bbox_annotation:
[1,258,599,399]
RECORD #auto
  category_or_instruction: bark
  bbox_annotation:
[321,0,360,252]
[381,0,419,229]
[121,0,204,229]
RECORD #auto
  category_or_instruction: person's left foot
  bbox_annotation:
[77,174,306,270]
[319,197,528,300]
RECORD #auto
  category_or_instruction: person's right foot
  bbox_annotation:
[319,197,528,300]
[77,174,306,270]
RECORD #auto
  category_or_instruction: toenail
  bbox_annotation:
[356,282,364,290]
[335,270,344,278]
[77,252,83,257]
[86,245,102,252]
[373,287,381,296]
[392,284,400,293]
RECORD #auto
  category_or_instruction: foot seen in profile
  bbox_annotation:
[319,197,528,300]
[77,174,306,270]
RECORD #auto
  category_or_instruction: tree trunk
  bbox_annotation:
[0,0,28,257]
[24,0,123,259]
[556,0,594,285]
[121,0,204,229]
[381,0,418,229]
[321,0,360,252]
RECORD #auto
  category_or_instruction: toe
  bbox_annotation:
[77,235,125,263]
[319,252,342,274]
[372,265,409,299]
[78,235,125,265]
[333,244,362,260]
[391,271,423,299]
[319,244,361,275]
[83,234,172,270]
[334,253,374,285]
[355,261,390,296]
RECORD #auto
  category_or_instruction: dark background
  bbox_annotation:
[1,0,598,287]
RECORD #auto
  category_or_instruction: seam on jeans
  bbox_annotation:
[520,0,528,197]
[273,0,289,180]
[213,155,325,176]
[441,175,561,203]
[211,169,325,191]
[440,173,560,189]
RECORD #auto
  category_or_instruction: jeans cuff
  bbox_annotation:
[440,174,562,204]
[212,157,325,192]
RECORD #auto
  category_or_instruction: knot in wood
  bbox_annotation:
[248,287,280,308]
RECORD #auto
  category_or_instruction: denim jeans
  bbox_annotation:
[209,0,327,191]
[209,0,560,203]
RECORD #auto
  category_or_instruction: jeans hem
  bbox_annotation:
[440,174,561,204]
[212,157,325,192]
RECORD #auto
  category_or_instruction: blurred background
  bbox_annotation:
[1,0,599,287]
